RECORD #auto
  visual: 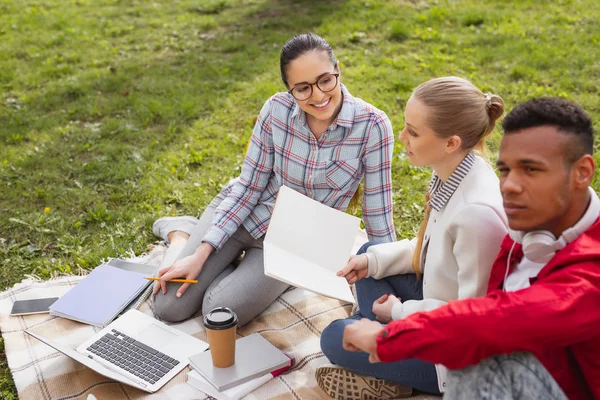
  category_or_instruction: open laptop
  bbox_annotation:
[26,309,209,393]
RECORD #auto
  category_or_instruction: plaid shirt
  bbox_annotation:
[203,84,396,250]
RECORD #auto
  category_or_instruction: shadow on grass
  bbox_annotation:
[1,0,346,140]
[0,0,349,253]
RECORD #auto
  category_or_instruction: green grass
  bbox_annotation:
[1,0,600,396]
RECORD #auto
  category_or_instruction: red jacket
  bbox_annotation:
[377,218,600,400]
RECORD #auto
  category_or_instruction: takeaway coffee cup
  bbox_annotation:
[204,307,238,368]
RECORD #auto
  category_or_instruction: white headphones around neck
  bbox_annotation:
[508,187,600,264]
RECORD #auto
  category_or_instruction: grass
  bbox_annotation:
[1,0,600,396]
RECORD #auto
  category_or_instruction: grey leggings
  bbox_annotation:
[152,189,290,326]
[444,352,568,400]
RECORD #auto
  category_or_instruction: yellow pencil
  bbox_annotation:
[146,277,198,284]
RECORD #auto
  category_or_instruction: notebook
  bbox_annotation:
[263,185,360,303]
[187,370,271,400]
[49,264,151,327]
[187,355,293,400]
[189,333,291,391]
[106,258,159,313]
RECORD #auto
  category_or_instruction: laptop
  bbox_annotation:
[25,309,209,393]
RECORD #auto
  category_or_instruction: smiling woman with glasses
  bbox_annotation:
[150,33,396,333]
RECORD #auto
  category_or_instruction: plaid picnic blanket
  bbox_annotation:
[0,237,439,400]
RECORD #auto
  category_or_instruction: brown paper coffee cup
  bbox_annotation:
[204,307,238,368]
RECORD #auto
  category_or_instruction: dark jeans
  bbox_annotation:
[319,241,441,395]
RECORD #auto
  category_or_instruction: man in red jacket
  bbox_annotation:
[342,97,600,400]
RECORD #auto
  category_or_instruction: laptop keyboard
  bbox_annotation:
[86,329,180,385]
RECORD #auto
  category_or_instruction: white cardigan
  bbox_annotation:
[365,156,507,317]
[365,156,507,392]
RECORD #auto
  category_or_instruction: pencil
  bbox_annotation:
[146,277,198,284]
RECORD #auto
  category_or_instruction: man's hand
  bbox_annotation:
[372,294,401,323]
[342,318,384,363]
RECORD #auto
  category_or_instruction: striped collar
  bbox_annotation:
[428,152,476,212]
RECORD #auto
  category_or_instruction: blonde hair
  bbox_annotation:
[410,76,505,276]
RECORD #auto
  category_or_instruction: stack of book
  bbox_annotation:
[187,334,294,400]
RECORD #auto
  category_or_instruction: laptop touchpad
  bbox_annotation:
[138,323,177,349]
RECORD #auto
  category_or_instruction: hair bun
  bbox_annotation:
[486,93,505,125]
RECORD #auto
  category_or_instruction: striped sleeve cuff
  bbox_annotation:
[201,225,229,252]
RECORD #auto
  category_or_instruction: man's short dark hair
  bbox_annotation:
[502,97,594,163]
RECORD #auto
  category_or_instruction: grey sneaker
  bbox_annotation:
[152,216,199,242]
[316,364,413,400]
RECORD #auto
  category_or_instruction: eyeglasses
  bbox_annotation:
[288,73,340,101]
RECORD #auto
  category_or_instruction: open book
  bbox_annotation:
[263,185,360,304]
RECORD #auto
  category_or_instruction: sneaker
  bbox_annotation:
[316,364,413,400]
[152,216,199,242]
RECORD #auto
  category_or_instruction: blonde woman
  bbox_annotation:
[317,77,508,399]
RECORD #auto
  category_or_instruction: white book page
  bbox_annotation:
[264,242,355,304]
[265,185,360,274]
